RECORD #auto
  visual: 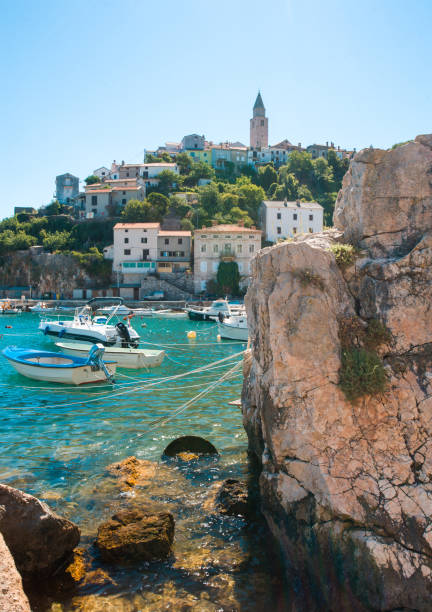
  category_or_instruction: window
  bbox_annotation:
[277,227,281,234]
[124,238,129,243]
[277,212,281,220]
[122,199,126,205]
[293,228,297,234]
[126,173,129,177]
[91,195,97,205]
[237,244,242,253]
[309,214,313,221]
[122,191,126,195]
[125,229,128,232]
[213,244,219,253]
[293,213,297,220]
[141,237,147,244]
[124,249,131,255]
[224,243,231,251]
[92,209,97,214]
[261,120,264,126]
[309,228,313,233]
[201,244,206,253]
[178,238,183,244]
[164,238,169,245]
[249,244,255,253]
[180,251,185,257]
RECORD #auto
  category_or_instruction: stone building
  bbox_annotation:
[250,92,268,149]
[260,200,323,242]
[55,173,79,204]
[193,223,262,292]
[181,134,205,150]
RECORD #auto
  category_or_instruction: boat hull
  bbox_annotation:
[55,342,165,369]
[217,321,248,341]
[187,310,214,321]
[3,353,116,385]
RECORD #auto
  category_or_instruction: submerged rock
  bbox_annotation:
[242,136,432,610]
[0,532,31,612]
[0,483,80,579]
[106,456,157,490]
[96,507,174,563]
[163,436,218,457]
[216,479,249,516]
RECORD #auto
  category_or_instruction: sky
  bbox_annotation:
[0,0,431,217]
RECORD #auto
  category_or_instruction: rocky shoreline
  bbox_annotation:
[242,135,432,610]
[1,446,283,611]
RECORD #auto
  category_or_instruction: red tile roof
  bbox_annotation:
[158,231,191,237]
[114,223,160,230]
[195,224,261,233]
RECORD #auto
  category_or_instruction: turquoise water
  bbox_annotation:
[0,312,286,611]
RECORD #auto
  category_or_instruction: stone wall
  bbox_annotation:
[242,135,432,610]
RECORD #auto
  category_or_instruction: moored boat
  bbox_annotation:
[186,299,244,322]
[29,301,55,313]
[55,341,165,369]
[38,297,140,347]
[217,313,248,341]
[2,344,116,385]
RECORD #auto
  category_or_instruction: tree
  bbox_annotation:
[258,164,277,192]
[217,261,240,295]
[297,185,314,201]
[183,161,216,187]
[312,157,335,193]
[273,172,299,201]
[232,177,265,222]
[197,183,221,218]
[327,150,349,184]
[84,175,100,185]
[160,152,173,163]
[283,151,314,186]
[175,152,192,175]
[40,229,71,251]
[121,199,152,221]
[44,200,61,216]
[157,169,180,195]
[147,192,169,218]
[145,153,162,163]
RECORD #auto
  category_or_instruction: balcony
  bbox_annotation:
[219,249,236,262]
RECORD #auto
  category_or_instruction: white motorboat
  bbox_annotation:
[97,304,133,315]
[3,344,116,385]
[217,313,248,341]
[29,301,55,313]
[0,300,22,314]
[152,309,187,318]
[55,342,165,369]
[38,298,140,347]
[186,299,244,322]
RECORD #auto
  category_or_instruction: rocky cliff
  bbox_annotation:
[242,135,432,610]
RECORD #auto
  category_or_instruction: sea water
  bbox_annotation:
[0,312,287,611]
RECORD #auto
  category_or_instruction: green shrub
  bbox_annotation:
[293,268,325,291]
[329,243,357,267]
[364,319,392,350]
[339,348,387,402]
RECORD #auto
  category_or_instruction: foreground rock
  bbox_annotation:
[0,483,80,579]
[0,533,31,612]
[242,136,432,610]
[96,508,174,563]
[216,479,249,517]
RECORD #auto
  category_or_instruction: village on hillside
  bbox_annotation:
[5,93,354,301]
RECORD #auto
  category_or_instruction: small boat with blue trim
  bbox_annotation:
[2,344,117,385]
[55,341,165,369]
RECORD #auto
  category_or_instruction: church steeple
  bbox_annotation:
[253,91,265,117]
[250,91,268,148]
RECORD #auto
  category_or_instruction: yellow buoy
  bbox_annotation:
[187,330,196,339]
[217,334,221,341]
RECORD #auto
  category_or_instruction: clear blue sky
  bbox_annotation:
[1,0,430,217]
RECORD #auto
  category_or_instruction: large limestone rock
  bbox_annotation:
[0,483,80,579]
[242,136,432,610]
[0,533,31,612]
[96,507,174,563]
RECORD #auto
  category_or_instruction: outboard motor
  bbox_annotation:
[86,343,115,383]
[115,321,133,347]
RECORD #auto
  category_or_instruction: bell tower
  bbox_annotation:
[250,91,268,148]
